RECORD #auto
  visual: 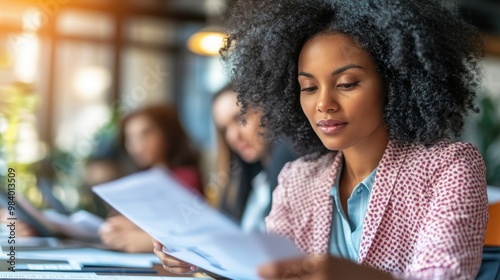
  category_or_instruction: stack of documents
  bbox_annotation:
[93,167,303,280]
[0,272,206,279]
[0,247,161,273]
[15,248,159,268]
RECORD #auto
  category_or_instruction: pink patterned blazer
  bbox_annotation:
[266,140,488,279]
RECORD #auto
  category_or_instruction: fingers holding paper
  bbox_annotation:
[104,215,137,229]
[153,239,198,274]
[99,215,153,253]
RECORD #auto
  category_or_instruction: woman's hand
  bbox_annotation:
[153,240,198,274]
[259,255,393,280]
[99,215,153,253]
[0,208,38,237]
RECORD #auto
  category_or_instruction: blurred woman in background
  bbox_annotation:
[99,104,203,253]
[209,85,296,232]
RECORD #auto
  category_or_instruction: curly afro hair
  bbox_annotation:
[220,0,483,158]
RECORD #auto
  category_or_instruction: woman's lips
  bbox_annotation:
[317,119,348,134]
[238,144,253,154]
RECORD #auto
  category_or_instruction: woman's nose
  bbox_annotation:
[316,88,339,113]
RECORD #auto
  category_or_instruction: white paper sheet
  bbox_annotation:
[0,272,207,279]
[93,167,303,280]
[43,210,104,241]
[5,248,160,268]
[20,261,82,271]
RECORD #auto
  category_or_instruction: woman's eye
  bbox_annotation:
[300,86,317,93]
[337,82,359,90]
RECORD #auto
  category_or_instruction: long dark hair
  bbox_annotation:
[119,104,200,170]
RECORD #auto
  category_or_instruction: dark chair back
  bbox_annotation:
[477,246,500,280]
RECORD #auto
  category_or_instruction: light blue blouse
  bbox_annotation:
[240,171,270,232]
[328,164,377,261]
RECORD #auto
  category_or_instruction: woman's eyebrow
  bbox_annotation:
[298,71,314,78]
[332,64,364,75]
[298,64,364,78]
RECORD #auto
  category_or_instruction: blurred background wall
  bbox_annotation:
[459,0,500,187]
[0,0,498,210]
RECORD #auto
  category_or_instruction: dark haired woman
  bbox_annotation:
[119,105,203,192]
[99,104,203,253]
[156,0,487,278]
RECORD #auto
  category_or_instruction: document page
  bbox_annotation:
[93,167,303,280]
[12,248,159,268]
[0,272,206,279]
[42,209,104,241]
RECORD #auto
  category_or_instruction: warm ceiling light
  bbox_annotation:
[187,26,226,56]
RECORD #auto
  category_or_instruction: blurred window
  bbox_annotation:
[57,10,114,39]
[125,17,175,45]
[120,47,174,110]
[53,41,113,155]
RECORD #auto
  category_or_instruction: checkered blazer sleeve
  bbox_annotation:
[266,161,296,243]
[398,143,488,279]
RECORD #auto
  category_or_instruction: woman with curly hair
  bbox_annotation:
[155,0,487,279]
